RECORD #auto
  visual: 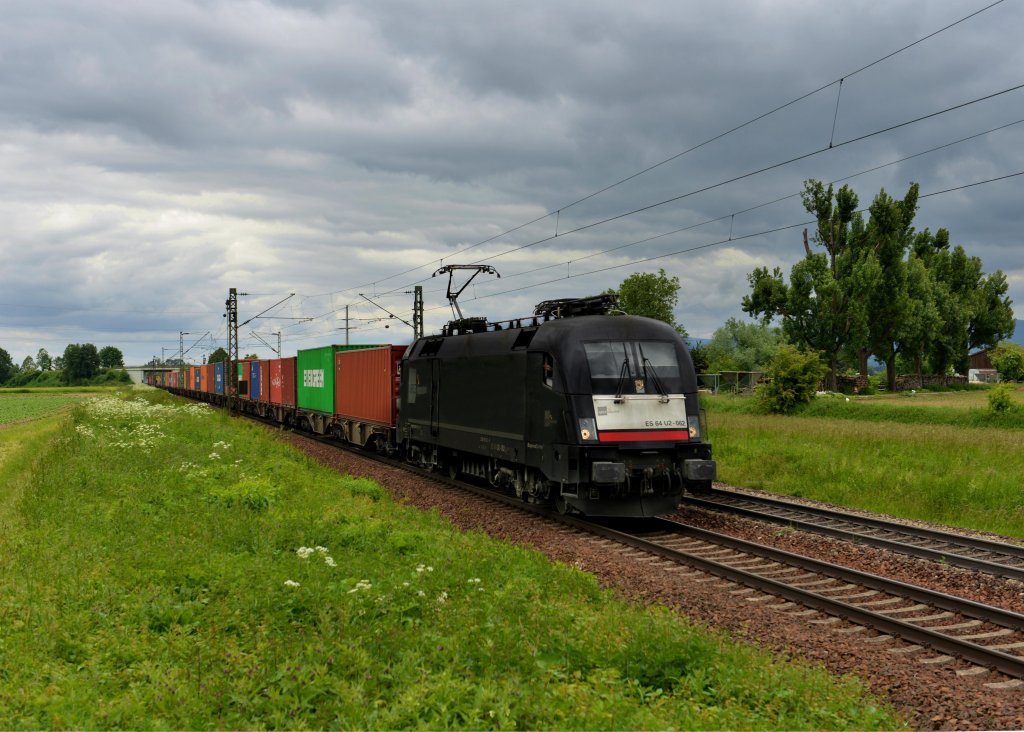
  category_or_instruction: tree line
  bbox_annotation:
[609,178,1016,391]
[0,344,127,387]
[742,180,1014,391]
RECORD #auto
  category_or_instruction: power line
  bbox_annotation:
[305,81,1023,318]
[453,168,1024,305]
[300,0,1008,303]
[468,117,1024,286]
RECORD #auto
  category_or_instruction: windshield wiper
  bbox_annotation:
[613,344,631,400]
[638,344,670,401]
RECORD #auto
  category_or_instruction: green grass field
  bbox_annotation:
[0,393,92,426]
[0,391,900,729]
[704,384,1024,537]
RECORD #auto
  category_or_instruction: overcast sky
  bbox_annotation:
[1,0,1022,366]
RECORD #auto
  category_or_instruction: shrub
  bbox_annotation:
[990,343,1024,382]
[755,346,827,415]
[988,383,1016,414]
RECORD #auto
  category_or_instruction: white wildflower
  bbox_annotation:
[209,452,220,460]
[284,580,300,588]
[315,546,329,554]
[417,590,426,597]
[437,591,448,604]
[468,578,481,584]
[348,579,372,593]
[324,556,337,567]
[296,546,315,559]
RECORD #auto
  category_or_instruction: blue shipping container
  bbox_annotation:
[250,361,261,401]
[194,368,201,391]
[215,361,225,395]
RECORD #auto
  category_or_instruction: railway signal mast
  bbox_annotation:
[225,288,239,413]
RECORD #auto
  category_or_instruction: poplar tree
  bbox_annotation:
[743,181,871,390]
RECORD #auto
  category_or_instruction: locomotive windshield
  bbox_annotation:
[583,341,680,394]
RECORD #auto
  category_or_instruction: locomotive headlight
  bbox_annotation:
[688,423,700,440]
[579,417,598,442]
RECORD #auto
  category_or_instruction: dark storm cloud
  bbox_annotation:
[0,0,1022,364]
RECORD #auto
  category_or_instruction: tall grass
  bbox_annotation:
[0,392,900,729]
[705,398,1024,538]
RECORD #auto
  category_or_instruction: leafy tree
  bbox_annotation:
[99,346,124,368]
[243,353,259,360]
[744,181,873,390]
[0,347,15,385]
[854,183,922,392]
[53,356,65,371]
[755,345,827,415]
[704,318,785,372]
[990,343,1024,382]
[62,343,101,383]
[611,269,687,336]
[21,355,37,372]
[37,348,52,371]
[908,229,1014,375]
[208,347,229,364]
[688,343,710,374]
[746,179,1012,390]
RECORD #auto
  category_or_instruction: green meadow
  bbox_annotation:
[0,390,900,729]
[704,384,1024,538]
[0,392,91,426]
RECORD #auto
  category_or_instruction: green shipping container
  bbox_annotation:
[297,345,383,414]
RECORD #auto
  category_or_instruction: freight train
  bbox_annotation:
[161,296,715,517]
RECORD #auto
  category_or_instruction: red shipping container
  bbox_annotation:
[269,357,297,406]
[334,345,406,426]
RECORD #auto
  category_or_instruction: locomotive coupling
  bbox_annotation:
[683,459,717,482]
[591,461,627,484]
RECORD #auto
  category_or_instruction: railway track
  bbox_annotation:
[589,516,1024,686]
[682,488,1024,582]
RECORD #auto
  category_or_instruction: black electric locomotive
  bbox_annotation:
[398,297,716,517]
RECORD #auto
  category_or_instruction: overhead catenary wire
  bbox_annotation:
[449,169,1024,307]
[299,0,1008,303]
[290,83,1024,329]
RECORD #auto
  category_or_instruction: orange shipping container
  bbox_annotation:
[200,364,212,393]
[260,360,270,402]
[269,357,297,406]
[334,345,406,426]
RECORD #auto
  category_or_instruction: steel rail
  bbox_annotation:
[572,516,1024,679]
[683,490,1024,582]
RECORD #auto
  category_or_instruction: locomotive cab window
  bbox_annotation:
[583,341,680,394]
[542,354,554,388]
[407,364,429,403]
